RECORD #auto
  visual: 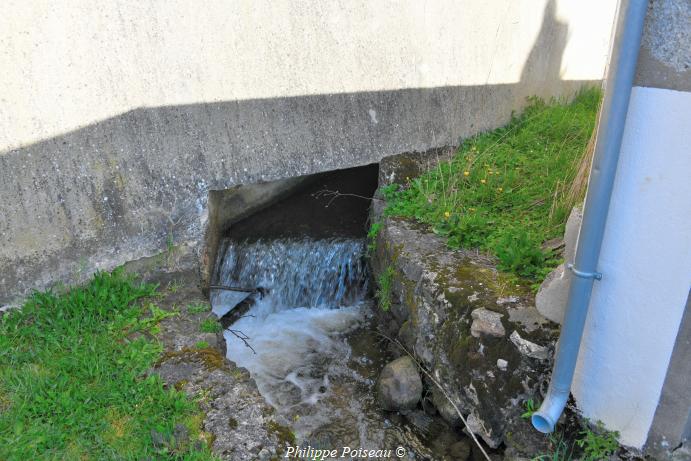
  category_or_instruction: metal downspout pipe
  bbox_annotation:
[531,0,648,433]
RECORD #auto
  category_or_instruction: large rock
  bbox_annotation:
[377,356,423,411]
[470,308,506,338]
[535,207,582,324]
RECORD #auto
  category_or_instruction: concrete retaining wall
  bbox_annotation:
[0,0,617,305]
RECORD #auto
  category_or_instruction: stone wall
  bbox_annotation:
[370,153,559,454]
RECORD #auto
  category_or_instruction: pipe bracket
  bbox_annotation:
[567,263,602,280]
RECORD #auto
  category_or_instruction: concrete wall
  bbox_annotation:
[0,0,618,305]
[571,0,691,455]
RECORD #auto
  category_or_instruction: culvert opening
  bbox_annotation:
[208,163,466,458]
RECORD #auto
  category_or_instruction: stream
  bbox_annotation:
[212,237,468,460]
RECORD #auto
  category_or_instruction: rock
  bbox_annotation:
[503,447,533,461]
[149,268,286,460]
[173,423,190,448]
[536,207,582,323]
[404,409,435,433]
[150,429,167,449]
[509,331,549,360]
[541,237,565,253]
[496,296,519,305]
[258,448,272,461]
[398,320,416,352]
[448,439,472,460]
[466,412,501,448]
[377,356,423,411]
[432,388,462,427]
[470,308,506,338]
[496,359,508,371]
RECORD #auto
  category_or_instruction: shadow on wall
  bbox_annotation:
[520,0,569,92]
[0,0,596,305]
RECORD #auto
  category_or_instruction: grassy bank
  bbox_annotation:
[383,88,601,281]
[0,270,213,460]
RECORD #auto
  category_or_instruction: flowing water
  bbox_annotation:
[214,238,464,460]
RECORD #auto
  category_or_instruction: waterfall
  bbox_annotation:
[213,238,369,311]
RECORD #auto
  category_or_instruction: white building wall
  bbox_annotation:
[0,0,617,154]
[572,86,691,448]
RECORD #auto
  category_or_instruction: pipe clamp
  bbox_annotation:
[567,263,602,280]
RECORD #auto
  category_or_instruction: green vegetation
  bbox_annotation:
[384,89,600,280]
[376,266,395,312]
[188,303,210,314]
[195,341,210,349]
[521,398,537,419]
[0,269,214,460]
[167,280,182,294]
[532,432,576,461]
[576,421,620,461]
[367,222,383,254]
[199,318,222,334]
[532,420,620,461]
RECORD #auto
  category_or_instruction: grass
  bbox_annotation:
[188,303,210,315]
[383,88,601,281]
[0,269,214,460]
[367,222,382,255]
[532,432,576,461]
[531,419,620,461]
[376,266,395,312]
[521,398,537,419]
[199,319,222,334]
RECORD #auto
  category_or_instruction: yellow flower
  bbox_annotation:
[480,179,486,184]
[497,187,503,192]
[463,171,470,177]
[444,211,451,219]
[469,207,476,212]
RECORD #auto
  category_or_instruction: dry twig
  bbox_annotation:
[227,328,256,354]
[312,189,383,208]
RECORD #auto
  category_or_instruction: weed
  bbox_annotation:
[521,398,537,419]
[0,269,213,459]
[188,303,210,314]
[376,266,395,312]
[167,232,175,253]
[195,341,210,349]
[576,421,619,461]
[532,420,620,461]
[367,222,382,254]
[167,280,182,293]
[138,303,178,334]
[200,319,222,334]
[532,432,576,461]
[384,89,600,281]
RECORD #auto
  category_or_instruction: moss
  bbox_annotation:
[174,379,189,391]
[266,420,296,454]
[200,431,216,449]
[376,266,395,312]
[385,153,425,182]
[157,347,228,372]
